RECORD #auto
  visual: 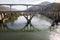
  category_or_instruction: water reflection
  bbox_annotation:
[0,23,8,32]
[0,13,53,32]
[7,16,27,30]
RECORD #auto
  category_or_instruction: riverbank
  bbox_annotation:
[50,25,60,40]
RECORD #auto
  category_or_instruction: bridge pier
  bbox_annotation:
[21,14,34,31]
[0,23,8,32]
[0,13,8,32]
[20,14,40,32]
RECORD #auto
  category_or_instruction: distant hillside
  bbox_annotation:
[40,1,51,5]
[27,1,51,12]
[27,2,60,20]
[43,3,60,19]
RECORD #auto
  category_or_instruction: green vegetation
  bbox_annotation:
[7,13,20,23]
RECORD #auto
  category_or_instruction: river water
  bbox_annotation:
[6,14,52,31]
[0,14,60,40]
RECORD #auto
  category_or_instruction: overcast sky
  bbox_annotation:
[0,0,60,4]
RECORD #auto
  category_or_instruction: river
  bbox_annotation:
[0,14,60,40]
[6,14,52,31]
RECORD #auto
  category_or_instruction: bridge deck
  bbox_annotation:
[0,4,41,13]
[0,4,41,6]
[0,11,39,13]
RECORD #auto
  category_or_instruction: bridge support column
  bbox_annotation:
[21,14,40,32]
[21,14,35,31]
[0,13,7,32]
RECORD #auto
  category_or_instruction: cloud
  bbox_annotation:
[0,0,60,4]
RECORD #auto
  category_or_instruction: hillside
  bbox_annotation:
[44,3,60,19]
[27,2,60,20]
[27,1,51,12]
